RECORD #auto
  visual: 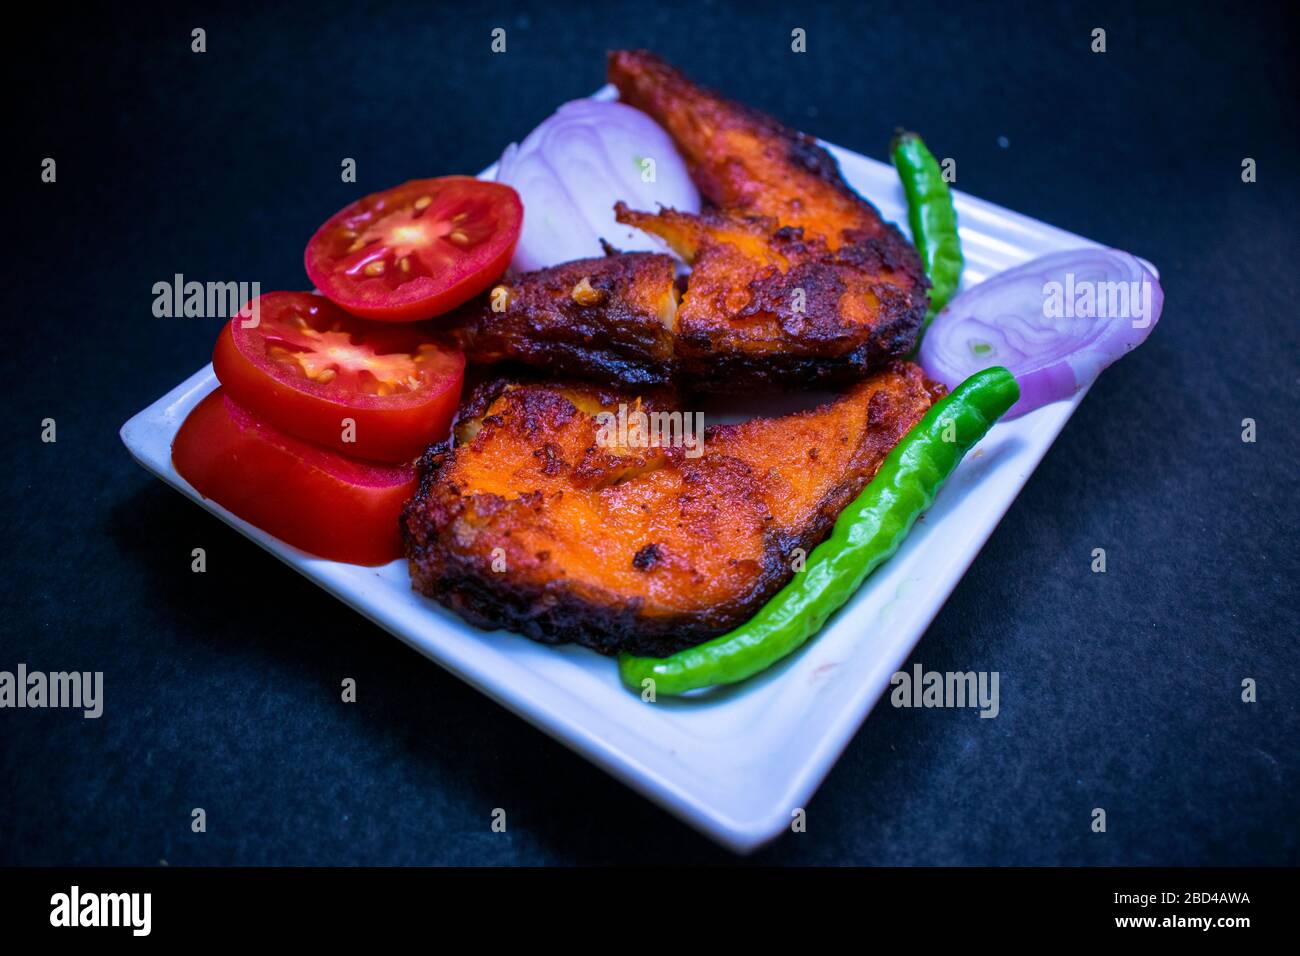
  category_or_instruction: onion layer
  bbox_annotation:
[918,248,1163,418]
[494,99,700,272]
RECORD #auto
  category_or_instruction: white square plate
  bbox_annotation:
[121,88,1143,853]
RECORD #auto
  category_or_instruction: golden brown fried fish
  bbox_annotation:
[610,49,929,389]
[401,362,939,656]
[449,51,928,393]
[448,252,680,387]
[614,203,926,391]
[608,49,904,250]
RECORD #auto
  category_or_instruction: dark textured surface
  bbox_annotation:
[2,0,1297,865]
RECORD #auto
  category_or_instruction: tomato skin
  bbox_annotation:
[172,389,417,566]
[304,176,522,322]
[211,292,465,463]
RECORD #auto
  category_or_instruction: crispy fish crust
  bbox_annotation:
[450,52,928,393]
[402,363,939,656]
[615,203,926,391]
[608,49,908,250]
[609,50,929,389]
[447,252,680,387]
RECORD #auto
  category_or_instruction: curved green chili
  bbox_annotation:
[618,366,1019,696]
[891,130,963,332]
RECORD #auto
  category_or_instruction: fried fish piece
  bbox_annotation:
[609,49,929,389]
[450,52,928,392]
[608,49,914,251]
[615,203,926,391]
[402,362,939,657]
[448,252,680,387]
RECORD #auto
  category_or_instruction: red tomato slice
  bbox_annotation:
[304,176,522,321]
[213,292,464,462]
[172,389,418,566]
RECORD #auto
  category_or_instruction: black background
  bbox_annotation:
[2,0,1297,865]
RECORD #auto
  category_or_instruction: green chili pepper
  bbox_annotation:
[891,130,963,332]
[618,366,1019,696]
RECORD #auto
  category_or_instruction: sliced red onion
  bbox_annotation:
[494,99,700,272]
[918,248,1163,418]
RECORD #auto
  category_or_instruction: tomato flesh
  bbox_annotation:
[172,389,417,566]
[213,292,464,462]
[304,177,522,321]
